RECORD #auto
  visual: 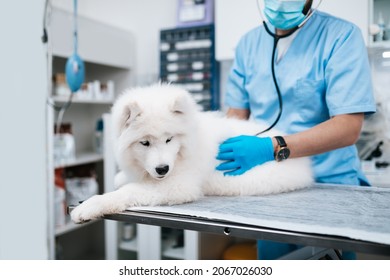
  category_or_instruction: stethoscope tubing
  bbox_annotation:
[255,23,298,135]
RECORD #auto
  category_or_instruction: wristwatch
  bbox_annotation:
[274,136,290,162]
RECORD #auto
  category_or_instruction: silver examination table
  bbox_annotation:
[70,184,390,256]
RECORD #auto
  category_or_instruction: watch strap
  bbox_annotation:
[274,136,287,148]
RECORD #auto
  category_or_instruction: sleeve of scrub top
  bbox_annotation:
[325,25,376,116]
[224,36,250,110]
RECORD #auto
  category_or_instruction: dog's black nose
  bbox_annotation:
[156,165,169,175]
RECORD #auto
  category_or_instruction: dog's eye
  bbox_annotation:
[166,137,173,144]
[140,141,150,147]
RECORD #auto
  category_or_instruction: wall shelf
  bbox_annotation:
[162,246,185,260]
[369,42,390,49]
[54,152,103,169]
[48,7,133,260]
[368,0,390,47]
[52,96,114,105]
[119,239,138,252]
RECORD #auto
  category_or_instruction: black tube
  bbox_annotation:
[256,22,298,135]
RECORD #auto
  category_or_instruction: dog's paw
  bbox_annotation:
[70,195,105,224]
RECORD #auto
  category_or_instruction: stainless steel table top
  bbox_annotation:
[70,184,390,256]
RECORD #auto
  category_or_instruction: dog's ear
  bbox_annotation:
[171,93,191,115]
[120,102,142,132]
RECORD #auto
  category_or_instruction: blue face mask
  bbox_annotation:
[264,0,307,30]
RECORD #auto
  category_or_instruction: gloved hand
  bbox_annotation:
[216,135,274,176]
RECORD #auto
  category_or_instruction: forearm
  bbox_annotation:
[226,108,364,159]
[280,113,364,158]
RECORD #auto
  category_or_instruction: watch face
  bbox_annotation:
[277,148,290,161]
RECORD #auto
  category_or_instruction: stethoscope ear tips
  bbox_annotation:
[65,53,85,93]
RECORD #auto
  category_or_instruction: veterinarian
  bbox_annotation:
[216,0,376,259]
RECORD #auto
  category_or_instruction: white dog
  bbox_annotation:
[71,84,313,223]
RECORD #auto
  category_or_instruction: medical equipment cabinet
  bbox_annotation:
[159,24,220,110]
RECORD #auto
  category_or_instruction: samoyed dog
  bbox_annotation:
[71,84,313,223]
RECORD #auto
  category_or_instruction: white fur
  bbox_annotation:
[71,84,313,223]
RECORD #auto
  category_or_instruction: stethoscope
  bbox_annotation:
[255,0,322,135]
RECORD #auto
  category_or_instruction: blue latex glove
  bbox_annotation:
[216,135,274,176]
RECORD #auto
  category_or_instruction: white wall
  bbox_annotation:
[0,0,49,259]
[52,0,178,85]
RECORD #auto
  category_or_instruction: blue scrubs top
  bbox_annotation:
[225,11,376,186]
